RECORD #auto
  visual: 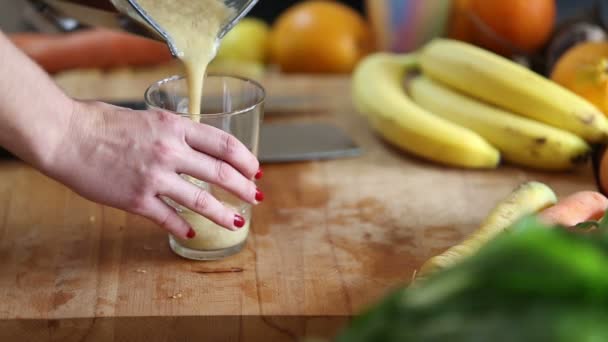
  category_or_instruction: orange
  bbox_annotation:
[551,41,608,116]
[470,0,556,55]
[268,0,374,74]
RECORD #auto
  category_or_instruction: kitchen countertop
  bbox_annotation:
[0,65,598,341]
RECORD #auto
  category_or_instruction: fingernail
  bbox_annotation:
[255,168,263,180]
[186,228,196,239]
[255,188,265,202]
[234,214,245,228]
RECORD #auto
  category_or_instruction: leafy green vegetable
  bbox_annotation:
[572,210,608,231]
[336,212,608,342]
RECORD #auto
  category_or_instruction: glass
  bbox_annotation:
[145,75,264,260]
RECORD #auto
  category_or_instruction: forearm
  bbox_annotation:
[0,31,73,169]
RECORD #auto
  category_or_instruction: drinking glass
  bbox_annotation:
[144,75,264,260]
[366,0,451,53]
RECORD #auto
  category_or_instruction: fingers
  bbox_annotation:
[176,149,261,205]
[139,197,194,239]
[160,174,245,231]
[184,121,260,179]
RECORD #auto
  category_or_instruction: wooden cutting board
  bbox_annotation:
[0,68,597,341]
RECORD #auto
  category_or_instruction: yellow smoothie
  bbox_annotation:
[176,209,250,250]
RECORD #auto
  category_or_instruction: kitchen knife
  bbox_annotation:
[258,122,361,163]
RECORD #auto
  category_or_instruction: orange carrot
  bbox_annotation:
[538,190,608,227]
[8,29,173,74]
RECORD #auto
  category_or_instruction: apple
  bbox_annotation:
[215,18,270,64]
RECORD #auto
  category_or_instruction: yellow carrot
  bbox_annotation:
[414,181,557,283]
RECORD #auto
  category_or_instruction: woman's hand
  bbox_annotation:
[43,100,262,239]
[0,31,258,239]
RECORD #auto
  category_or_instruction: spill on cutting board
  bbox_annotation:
[328,197,417,280]
[29,292,49,314]
[240,278,259,302]
[168,293,183,299]
[16,270,54,288]
[155,272,176,301]
[250,151,509,311]
[306,163,474,281]
[52,290,75,309]
[253,163,328,237]
[423,225,464,242]
[96,297,114,308]
[55,276,83,288]
[22,243,54,269]
[420,226,469,263]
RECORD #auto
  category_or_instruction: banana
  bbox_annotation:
[419,38,608,143]
[414,181,557,282]
[352,53,500,169]
[409,75,591,171]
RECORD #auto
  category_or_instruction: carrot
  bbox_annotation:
[8,29,173,74]
[538,191,608,227]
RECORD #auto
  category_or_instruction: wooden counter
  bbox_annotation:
[0,66,597,341]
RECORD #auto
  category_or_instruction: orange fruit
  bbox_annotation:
[551,41,608,115]
[268,0,374,74]
[470,0,556,55]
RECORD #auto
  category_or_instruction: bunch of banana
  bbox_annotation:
[352,38,608,170]
[420,39,608,143]
[352,53,500,169]
[409,76,590,170]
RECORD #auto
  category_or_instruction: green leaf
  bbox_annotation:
[573,221,600,230]
[335,213,608,341]
[597,208,608,230]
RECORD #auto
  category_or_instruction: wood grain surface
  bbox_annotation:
[0,66,598,341]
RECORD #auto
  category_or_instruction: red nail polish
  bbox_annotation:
[255,189,265,202]
[186,228,196,239]
[234,214,245,228]
[255,168,263,180]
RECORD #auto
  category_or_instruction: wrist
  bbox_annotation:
[30,95,76,173]
[0,31,76,172]
[1,93,75,173]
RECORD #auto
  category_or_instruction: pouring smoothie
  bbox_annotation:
[136,0,253,253]
[135,0,234,115]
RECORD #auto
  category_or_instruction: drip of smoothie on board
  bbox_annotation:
[136,0,234,115]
